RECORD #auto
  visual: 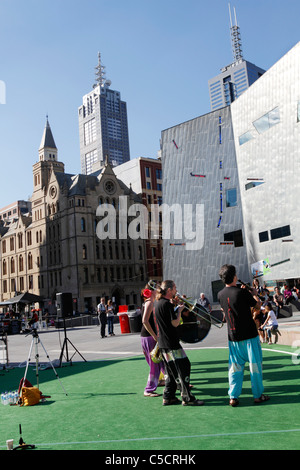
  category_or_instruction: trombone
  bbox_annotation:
[148,280,224,329]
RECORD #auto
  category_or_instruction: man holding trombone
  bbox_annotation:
[153,280,205,407]
[218,264,270,407]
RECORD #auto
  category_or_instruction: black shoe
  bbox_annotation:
[182,398,205,406]
[162,397,181,406]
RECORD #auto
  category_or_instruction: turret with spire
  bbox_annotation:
[39,117,58,162]
[33,117,64,194]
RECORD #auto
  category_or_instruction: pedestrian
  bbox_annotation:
[106,299,115,336]
[218,264,270,406]
[153,279,204,406]
[97,297,107,338]
[198,293,212,313]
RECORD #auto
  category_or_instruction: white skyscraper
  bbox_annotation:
[78,53,130,174]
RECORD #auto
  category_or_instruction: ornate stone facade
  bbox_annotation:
[0,120,147,313]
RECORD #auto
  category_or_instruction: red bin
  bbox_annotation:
[118,312,131,334]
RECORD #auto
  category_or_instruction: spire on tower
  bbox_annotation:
[228,4,243,62]
[39,117,57,151]
[95,52,107,87]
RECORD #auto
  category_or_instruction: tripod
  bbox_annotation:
[58,317,86,367]
[20,328,67,400]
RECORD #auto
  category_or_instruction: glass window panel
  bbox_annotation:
[239,131,254,146]
[253,107,280,134]
[245,181,265,190]
[270,225,291,240]
[259,231,269,242]
[253,114,269,133]
[226,188,237,207]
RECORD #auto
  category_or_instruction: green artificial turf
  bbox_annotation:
[1,346,300,451]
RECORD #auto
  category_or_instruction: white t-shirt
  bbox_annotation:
[266,310,278,327]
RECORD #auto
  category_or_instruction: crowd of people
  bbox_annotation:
[250,279,300,345]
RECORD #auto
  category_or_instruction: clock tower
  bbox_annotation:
[32,118,64,198]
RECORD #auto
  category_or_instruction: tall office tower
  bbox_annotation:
[208,6,265,111]
[78,53,130,174]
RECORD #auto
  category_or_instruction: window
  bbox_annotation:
[19,255,24,271]
[270,225,291,240]
[259,231,269,243]
[239,131,254,146]
[224,229,243,247]
[84,118,96,145]
[156,168,162,180]
[28,253,33,270]
[81,218,86,232]
[245,181,265,190]
[253,107,280,134]
[145,167,150,178]
[18,233,23,248]
[226,188,237,207]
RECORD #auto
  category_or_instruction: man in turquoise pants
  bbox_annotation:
[218,264,270,407]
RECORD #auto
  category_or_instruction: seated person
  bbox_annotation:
[261,303,279,345]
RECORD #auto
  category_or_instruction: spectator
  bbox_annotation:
[198,293,212,313]
[261,303,279,345]
[273,287,284,318]
[97,297,107,338]
[283,285,293,305]
[106,299,115,336]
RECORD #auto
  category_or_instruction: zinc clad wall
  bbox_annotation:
[161,106,248,301]
[231,42,300,281]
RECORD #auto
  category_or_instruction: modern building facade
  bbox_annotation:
[113,157,163,282]
[208,59,265,111]
[231,41,300,285]
[160,106,249,301]
[161,42,300,302]
[78,53,130,174]
[0,120,146,312]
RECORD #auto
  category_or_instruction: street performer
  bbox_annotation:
[153,279,204,407]
[218,264,270,407]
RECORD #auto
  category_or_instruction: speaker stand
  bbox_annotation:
[59,317,87,367]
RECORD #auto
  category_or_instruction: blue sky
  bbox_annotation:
[0,0,299,207]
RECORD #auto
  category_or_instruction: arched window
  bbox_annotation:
[81,218,86,232]
[83,244,87,259]
[28,252,33,270]
[11,257,15,273]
